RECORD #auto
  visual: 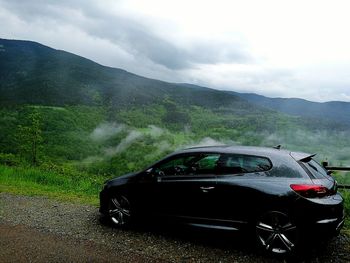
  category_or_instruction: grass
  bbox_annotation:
[333,172,350,185]
[333,172,350,229]
[0,164,349,231]
[340,190,350,230]
[0,164,105,205]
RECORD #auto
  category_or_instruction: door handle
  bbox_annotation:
[200,186,215,192]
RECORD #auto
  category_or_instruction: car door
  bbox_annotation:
[213,154,273,225]
[151,153,219,221]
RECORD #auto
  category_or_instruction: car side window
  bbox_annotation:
[217,154,272,175]
[192,154,220,174]
[154,153,220,176]
[154,155,195,176]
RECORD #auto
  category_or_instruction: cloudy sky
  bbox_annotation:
[1,0,350,102]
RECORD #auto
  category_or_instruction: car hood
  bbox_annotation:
[106,172,137,186]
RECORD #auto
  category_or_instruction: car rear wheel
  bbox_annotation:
[256,211,298,254]
[108,195,131,227]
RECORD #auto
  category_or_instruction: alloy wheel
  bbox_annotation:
[108,195,131,226]
[256,211,298,254]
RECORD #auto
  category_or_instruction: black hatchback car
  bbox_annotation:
[100,146,344,254]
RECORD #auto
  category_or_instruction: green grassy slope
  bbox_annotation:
[0,164,102,205]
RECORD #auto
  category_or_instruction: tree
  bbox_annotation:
[16,109,43,165]
[162,97,190,128]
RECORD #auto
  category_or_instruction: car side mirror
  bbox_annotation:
[145,168,155,178]
[145,168,153,174]
[145,168,164,181]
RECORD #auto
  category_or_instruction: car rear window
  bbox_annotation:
[216,154,272,175]
[303,159,330,179]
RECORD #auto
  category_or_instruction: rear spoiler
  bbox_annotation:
[290,152,316,162]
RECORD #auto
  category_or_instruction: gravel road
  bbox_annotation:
[0,193,349,263]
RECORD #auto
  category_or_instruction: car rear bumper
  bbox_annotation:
[295,193,345,237]
[314,209,345,236]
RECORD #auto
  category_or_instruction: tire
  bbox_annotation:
[256,211,299,254]
[107,195,131,227]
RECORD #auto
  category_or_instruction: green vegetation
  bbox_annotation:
[16,109,43,165]
[333,172,350,186]
[1,104,349,173]
[0,164,103,205]
[341,191,350,229]
[333,172,350,229]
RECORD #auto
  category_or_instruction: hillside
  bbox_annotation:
[2,38,350,126]
[230,92,350,125]
[0,39,257,113]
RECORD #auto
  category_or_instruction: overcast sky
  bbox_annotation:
[1,0,350,102]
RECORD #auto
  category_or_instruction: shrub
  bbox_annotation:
[0,153,20,166]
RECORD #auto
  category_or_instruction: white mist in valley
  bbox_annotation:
[84,122,234,164]
[104,130,144,156]
[90,122,125,142]
[260,129,350,165]
[84,122,350,167]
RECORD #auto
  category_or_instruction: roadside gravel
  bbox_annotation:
[0,193,349,262]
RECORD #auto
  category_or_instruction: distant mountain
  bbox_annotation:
[1,38,350,126]
[0,38,258,114]
[229,92,350,124]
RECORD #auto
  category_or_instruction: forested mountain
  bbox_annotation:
[2,38,350,125]
[0,38,257,113]
[230,92,350,124]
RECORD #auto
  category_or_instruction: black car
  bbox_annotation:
[100,146,344,254]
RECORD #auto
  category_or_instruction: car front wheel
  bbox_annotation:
[108,195,131,227]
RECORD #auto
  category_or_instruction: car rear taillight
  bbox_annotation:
[290,184,330,198]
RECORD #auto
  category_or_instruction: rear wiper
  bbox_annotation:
[308,163,318,172]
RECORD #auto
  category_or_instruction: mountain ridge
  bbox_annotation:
[1,38,350,125]
[0,38,259,114]
[229,91,350,124]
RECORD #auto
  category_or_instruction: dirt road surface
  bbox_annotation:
[0,193,349,262]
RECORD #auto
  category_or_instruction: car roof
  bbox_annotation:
[178,145,290,156]
[173,145,314,161]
